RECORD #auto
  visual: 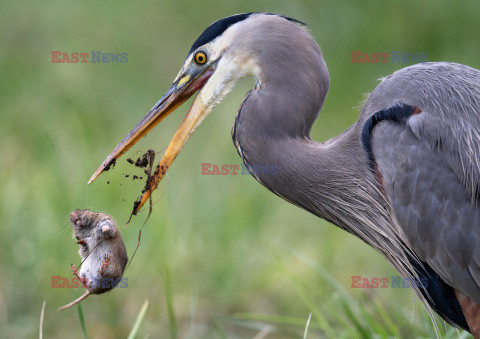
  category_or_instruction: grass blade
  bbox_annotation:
[127,299,150,339]
[39,301,46,339]
[303,313,312,339]
[236,313,318,328]
[277,242,350,297]
[164,263,178,339]
[77,300,88,339]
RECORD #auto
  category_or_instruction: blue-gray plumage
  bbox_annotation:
[90,13,480,335]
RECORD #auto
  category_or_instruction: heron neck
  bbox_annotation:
[231,40,375,227]
[233,111,374,229]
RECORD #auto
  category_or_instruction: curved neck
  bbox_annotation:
[231,46,385,235]
[233,116,368,229]
[230,18,385,235]
[227,14,330,138]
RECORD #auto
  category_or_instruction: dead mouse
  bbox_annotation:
[58,209,128,311]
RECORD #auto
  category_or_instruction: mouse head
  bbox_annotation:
[70,209,112,239]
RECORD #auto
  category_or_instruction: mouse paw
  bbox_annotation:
[99,254,111,275]
[70,264,88,287]
[70,264,80,277]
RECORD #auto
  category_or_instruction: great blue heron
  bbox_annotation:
[88,13,480,335]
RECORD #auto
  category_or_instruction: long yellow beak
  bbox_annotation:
[89,67,215,214]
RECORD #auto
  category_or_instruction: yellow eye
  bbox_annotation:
[194,51,207,65]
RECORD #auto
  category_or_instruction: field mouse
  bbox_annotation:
[59,209,128,311]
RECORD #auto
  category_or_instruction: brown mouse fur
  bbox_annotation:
[58,209,128,311]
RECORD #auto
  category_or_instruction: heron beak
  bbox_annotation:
[88,67,215,185]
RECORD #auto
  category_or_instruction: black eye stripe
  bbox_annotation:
[189,13,252,54]
[188,13,305,54]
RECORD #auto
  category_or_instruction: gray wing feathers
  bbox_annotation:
[365,62,480,202]
[365,61,480,302]
[373,119,480,302]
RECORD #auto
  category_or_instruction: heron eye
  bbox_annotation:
[194,51,207,65]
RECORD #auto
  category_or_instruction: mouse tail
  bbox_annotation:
[58,290,90,311]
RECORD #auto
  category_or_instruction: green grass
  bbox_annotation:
[77,301,88,338]
[127,299,149,339]
[1,0,479,337]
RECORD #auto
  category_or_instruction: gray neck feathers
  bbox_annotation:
[230,14,330,138]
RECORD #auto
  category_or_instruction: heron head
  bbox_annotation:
[88,13,310,212]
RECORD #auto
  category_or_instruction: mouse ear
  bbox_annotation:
[98,219,114,237]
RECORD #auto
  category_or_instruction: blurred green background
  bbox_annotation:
[1,0,479,337]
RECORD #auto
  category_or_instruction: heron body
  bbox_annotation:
[90,13,480,334]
